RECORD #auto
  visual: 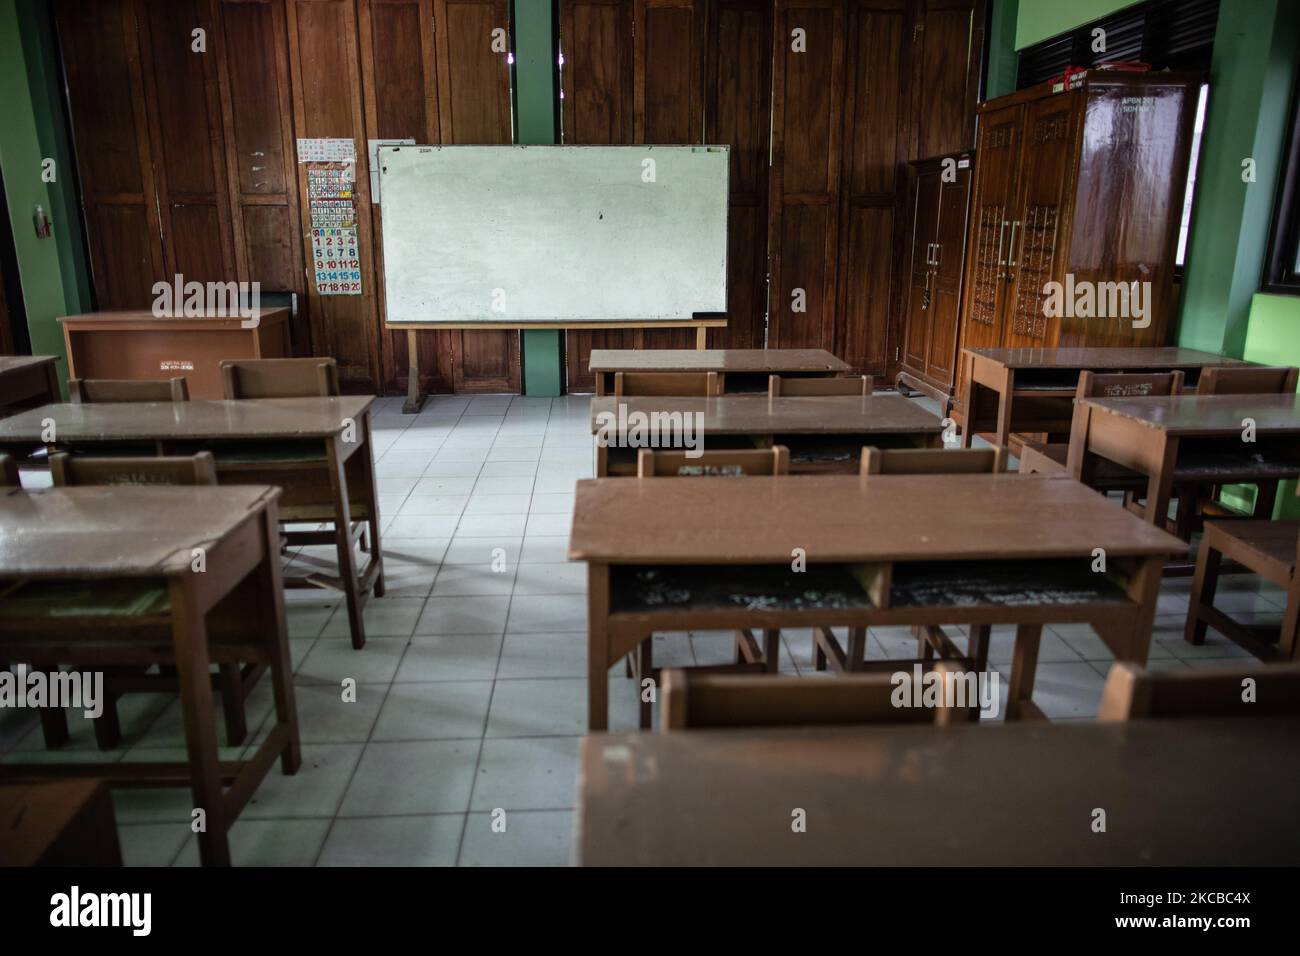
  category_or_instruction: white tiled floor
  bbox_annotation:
[0,392,1286,866]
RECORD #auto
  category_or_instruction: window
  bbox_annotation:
[1263,65,1300,293]
[1017,0,1220,90]
[1176,83,1209,267]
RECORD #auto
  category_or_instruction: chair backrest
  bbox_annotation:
[768,374,873,397]
[612,371,720,398]
[1075,369,1184,400]
[49,451,217,487]
[860,445,1006,476]
[660,663,966,730]
[1098,660,1300,721]
[69,377,189,403]
[220,358,340,399]
[1195,365,1299,396]
[0,453,18,488]
[637,446,789,477]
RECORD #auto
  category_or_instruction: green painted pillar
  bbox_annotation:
[514,0,564,397]
[1177,0,1299,356]
[985,0,1020,100]
[0,0,89,396]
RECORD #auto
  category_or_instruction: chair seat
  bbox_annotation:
[1204,519,1300,585]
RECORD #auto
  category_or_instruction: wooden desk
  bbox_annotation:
[0,356,60,417]
[590,394,943,475]
[578,717,1300,866]
[590,348,851,395]
[0,396,384,647]
[1069,393,1300,526]
[958,347,1254,451]
[59,308,291,399]
[0,781,122,866]
[0,486,301,867]
[569,474,1184,729]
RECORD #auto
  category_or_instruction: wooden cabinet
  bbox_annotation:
[955,71,1202,410]
[897,151,971,402]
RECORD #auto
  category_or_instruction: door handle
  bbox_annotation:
[995,220,1007,279]
[932,242,941,268]
[1005,220,1020,280]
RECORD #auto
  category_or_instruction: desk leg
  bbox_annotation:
[1004,624,1042,722]
[995,368,1015,451]
[588,564,611,731]
[170,577,230,867]
[638,637,653,729]
[358,413,385,598]
[1143,437,1179,528]
[959,355,975,448]
[327,436,367,650]
[1120,556,1164,664]
[846,628,867,672]
[259,501,301,774]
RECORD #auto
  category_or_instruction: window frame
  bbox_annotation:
[1262,64,1300,295]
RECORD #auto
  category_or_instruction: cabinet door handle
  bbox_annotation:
[932,242,941,267]
[1006,220,1020,276]
[995,220,1007,278]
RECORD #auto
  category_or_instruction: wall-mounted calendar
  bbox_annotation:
[305,157,362,296]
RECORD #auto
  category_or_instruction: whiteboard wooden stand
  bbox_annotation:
[395,319,727,413]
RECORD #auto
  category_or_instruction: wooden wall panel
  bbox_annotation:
[215,0,307,350]
[707,0,772,351]
[138,0,237,285]
[560,0,635,392]
[55,0,164,309]
[766,0,843,350]
[285,0,382,391]
[433,0,519,392]
[360,0,457,395]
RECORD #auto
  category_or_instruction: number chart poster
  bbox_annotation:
[307,158,362,296]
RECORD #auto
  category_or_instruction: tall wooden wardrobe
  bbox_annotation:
[953,71,1203,409]
[897,152,973,403]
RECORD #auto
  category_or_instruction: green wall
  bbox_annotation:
[514,0,564,396]
[1015,0,1141,49]
[0,0,89,396]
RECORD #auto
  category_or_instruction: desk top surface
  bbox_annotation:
[965,346,1254,370]
[0,485,277,577]
[589,348,851,373]
[59,308,289,326]
[1080,393,1300,435]
[568,473,1184,563]
[0,355,58,374]
[0,396,373,442]
[589,394,943,435]
[578,717,1300,866]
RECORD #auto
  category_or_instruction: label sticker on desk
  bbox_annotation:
[160,360,194,371]
[311,227,362,296]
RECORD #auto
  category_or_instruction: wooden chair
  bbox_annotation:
[768,374,873,397]
[661,662,967,729]
[627,445,792,729]
[813,444,1009,676]
[612,371,720,398]
[0,453,17,487]
[1098,660,1300,721]
[219,357,340,399]
[1184,518,1300,661]
[1019,370,1184,477]
[1195,365,1299,396]
[69,377,189,403]
[1185,366,1299,526]
[43,451,256,750]
[636,446,789,477]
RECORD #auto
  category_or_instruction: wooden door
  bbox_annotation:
[55,0,166,310]
[559,0,635,391]
[955,102,1022,398]
[1002,93,1077,350]
[909,0,985,161]
[766,0,845,351]
[138,0,238,289]
[359,0,456,394]
[901,165,940,376]
[706,0,772,353]
[214,0,309,351]
[285,0,382,392]
[434,0,520,392]
[925,160,970,385]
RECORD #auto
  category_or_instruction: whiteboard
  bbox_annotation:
[377,145,729,326]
